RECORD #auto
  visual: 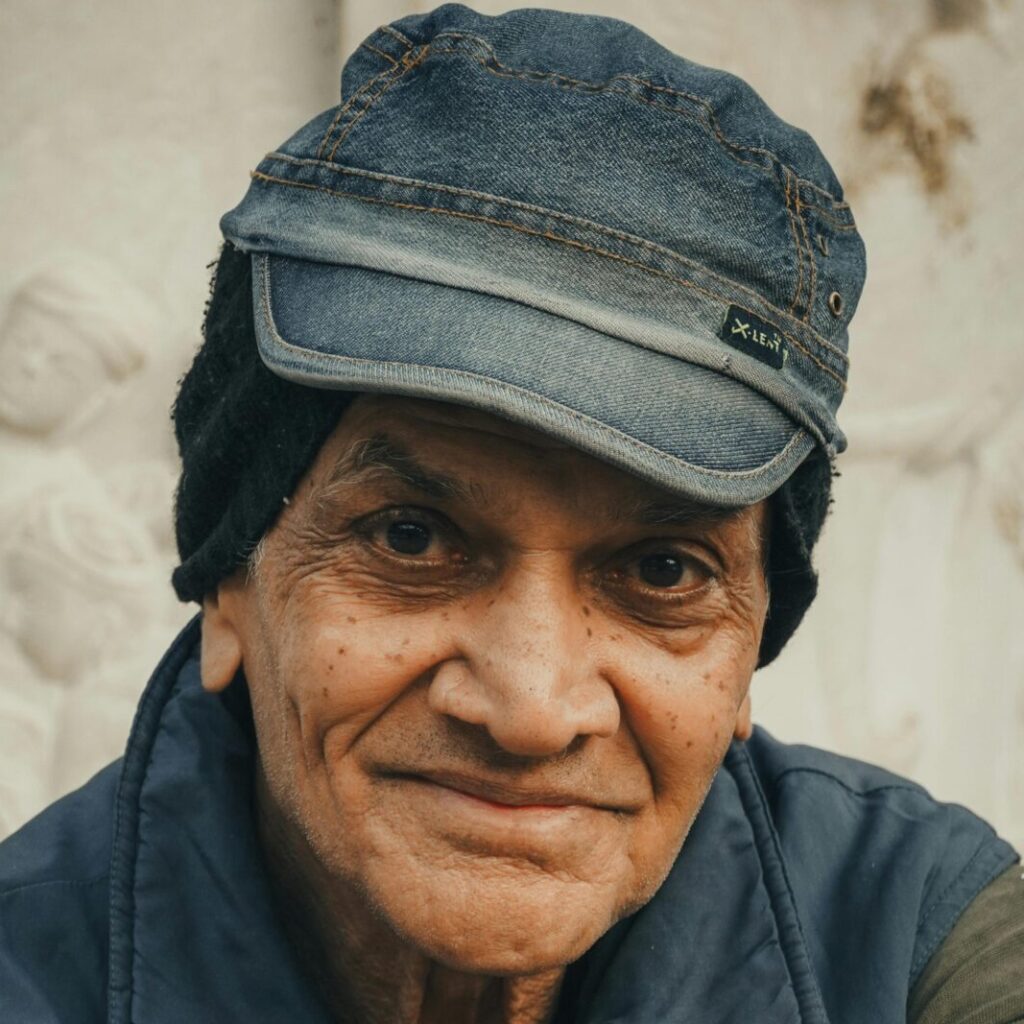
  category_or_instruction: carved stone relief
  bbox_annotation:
[0,262,190,828]
[1,0,340,839]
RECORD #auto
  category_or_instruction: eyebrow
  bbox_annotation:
[322,434,473,502]
[320,432,744,529]
[626,498,741,527]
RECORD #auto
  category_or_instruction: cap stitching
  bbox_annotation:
[317,58,408,160]
[260,152,851,366]
[431,44,773,176]
[379,23,414,48]
[317,38,421,160]
[257,255,814,482]
[421,31,851,211]
[794,191,817,323]
[623,73,850,211]
[360,41,399,67]
[799,202,859,231]
[783,169,806,318]
[249,169,847,393]
[329,45,431,162]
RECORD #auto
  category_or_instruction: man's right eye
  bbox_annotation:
[354,507,464,569]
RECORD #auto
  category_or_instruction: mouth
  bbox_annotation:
[383,769,616,813]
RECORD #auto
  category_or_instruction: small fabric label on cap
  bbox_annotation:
[719,305,787,369]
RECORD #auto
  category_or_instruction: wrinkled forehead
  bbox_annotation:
[304,393,767,538]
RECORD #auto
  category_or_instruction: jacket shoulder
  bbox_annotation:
[0,761,119,1022]
[741,727,1019,1006]
[745,726,935,798]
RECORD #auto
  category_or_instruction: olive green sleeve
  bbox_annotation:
[909,863,1024,1024]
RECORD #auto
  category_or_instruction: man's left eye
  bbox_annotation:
[385,519,433,555]
[637,553,686,588]
[627,550,711,593]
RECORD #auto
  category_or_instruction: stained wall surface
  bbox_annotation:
[1,0,1022,853]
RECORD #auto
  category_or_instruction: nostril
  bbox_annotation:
[427,665,491,728]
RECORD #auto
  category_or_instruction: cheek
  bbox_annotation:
[609,636,754,803]
[272,596,457,760]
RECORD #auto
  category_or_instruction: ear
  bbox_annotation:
[733,692,753,742]
[200,588,244,693]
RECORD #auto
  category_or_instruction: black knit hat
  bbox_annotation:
[172,243,833,667]
[171,244,354,602]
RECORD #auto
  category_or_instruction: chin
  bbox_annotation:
[371,862,616,975]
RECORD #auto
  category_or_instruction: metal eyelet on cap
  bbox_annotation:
[828,291,843,317]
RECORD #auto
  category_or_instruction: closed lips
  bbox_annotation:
[383,769,638,813]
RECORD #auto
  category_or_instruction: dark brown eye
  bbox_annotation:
[386,520,432,555]
[638,553,685,588]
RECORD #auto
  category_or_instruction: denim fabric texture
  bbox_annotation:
[220,3,867,506]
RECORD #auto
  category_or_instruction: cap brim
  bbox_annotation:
[251,253,814,506]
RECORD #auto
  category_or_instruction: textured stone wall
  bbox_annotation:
[0,0,341,835]
[2,0,1021,852]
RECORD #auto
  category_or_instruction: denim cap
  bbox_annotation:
[220,3,866,507]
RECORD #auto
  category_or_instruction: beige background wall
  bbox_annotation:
[1,0,1021,851]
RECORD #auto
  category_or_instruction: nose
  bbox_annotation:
[427,557,621,757]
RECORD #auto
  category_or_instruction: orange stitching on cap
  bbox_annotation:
[264,150,851,365]
[807,210,858,231]
[361,41,399,66]
[619,74,848,207]
[424,35,849,206]
[797,199,857,227]
[380,23,414,47]
[783,170,805,317]
[429,46,770,176]
[329,46,430,162]
[317,37,857,344]
[249,170,847,392]
[317,57,407,160]
[794,191,817,323]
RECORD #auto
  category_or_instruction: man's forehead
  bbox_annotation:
[316,394,753,529]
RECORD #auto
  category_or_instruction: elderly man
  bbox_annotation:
[1,5,1021,1023]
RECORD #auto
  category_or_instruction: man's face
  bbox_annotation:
[204,395,768,974]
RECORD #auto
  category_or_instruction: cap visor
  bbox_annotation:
[252,254,813,506]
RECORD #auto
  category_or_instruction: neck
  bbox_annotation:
[254,770,565,1024]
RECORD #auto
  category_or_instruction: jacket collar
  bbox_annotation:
[107,617,829,1023]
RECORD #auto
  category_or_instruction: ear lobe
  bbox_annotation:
[200,591,244,693]
[733,692,753,742]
